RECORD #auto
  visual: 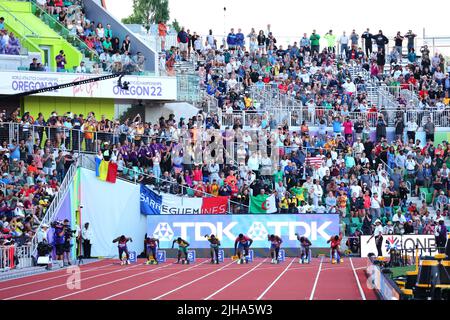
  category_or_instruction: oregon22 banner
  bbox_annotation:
[146,214,339,248]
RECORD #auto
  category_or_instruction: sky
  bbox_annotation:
[104,0,450,53]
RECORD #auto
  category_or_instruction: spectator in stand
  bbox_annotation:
[177,27,189,60]
[104,24,113,39]
[29,58,39,71]
[122,35,131,54]
[55,50,66,72]
[310,30,320,54]
[158,21,167,52]
[96,23,105,39]
[5,32,20,55]
[102,37,113,54]
[404,30,416,52]
[0,17,4,30]
[75,61,86,73]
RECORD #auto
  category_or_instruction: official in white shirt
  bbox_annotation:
[82,222,93,259]
[367,219,384,257]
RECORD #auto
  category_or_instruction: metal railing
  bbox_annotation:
[0,244,33,271]
[30,157,79,256]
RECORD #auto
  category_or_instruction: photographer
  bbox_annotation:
[55,50,66,72]
[52,221,65,263]
[63,219,76,265]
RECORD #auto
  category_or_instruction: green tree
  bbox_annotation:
[122,0,170,32]
[170,19,181,33]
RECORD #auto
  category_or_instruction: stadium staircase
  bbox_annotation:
[27,0,99,71]
[29,158,80,257]
[0,0,83,70]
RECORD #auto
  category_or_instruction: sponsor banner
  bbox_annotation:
[201,196,229,214]
[147,214,339,248]
[0,71,177,100]
[361,235,438,258]
[140,185,228,215]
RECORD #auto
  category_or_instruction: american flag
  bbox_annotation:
[305,156,324,168]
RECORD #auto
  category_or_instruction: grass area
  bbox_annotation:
[390,265,416,279]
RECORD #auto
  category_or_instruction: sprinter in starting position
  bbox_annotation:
[112,235,132,265]
[267,234,283,264]
[172,237,190,264]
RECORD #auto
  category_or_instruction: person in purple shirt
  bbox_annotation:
[52,221,65,262]
[129,145,138,166]
[55,50,66,72]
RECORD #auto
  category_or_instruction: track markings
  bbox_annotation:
[350,258,366,300]
[309,256,324,300]
[53,263,172,300]
[0,262,115,292]
[4,262,144,300]
[152,260,237,300]
[257,258,295,300]
[204,259,267,300]
[101,260,210,300]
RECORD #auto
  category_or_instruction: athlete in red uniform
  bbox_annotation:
[113,235,132,265]
[327,232,343,264]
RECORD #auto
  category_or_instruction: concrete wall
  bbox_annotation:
[145,102,199,124]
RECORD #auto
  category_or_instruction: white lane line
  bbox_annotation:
[53,263,172,300]
[102,260,209,300]
[0,262,115,292]
[152,260,236,300]
[4,262,144,300]
[204,259,267,300]
[350,258,366,300]
[257,258,295,300]
[309,256,324,300]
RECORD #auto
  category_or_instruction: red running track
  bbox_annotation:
[0,257,378,300]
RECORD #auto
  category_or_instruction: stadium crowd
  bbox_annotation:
[0,17,22,55]
[0,111,76,247]
[31,0,146,73]
[2,24,450,253]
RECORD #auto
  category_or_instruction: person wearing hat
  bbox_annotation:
[383,220,394,235]
[37,223,49,243]
[367,219,384,257]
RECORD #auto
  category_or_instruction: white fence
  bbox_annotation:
[0,244,33,271]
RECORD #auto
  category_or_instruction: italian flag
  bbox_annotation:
[249,194,277,214]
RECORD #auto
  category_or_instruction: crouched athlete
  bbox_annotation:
[205,234,221,264]
[327,232,344,264]
[145,236,160,265]
[234,234,253,263]
[172,237,190,264]
[267,234,282,264]
[296,233,312,264]
[113,235,132,265]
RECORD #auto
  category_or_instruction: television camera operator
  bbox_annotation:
[51,219,76,266]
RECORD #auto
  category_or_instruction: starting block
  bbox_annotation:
[278,249,285,262]
[182,259,190,265]
[247,250,254,262]
[187,250,196,263]
[145,259,158,265]
[299,250,312,264]
[157,250,166,263]
[218,250,224,263]
[128,251,137,263]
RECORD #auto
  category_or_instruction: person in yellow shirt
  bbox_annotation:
[84,120,96,152]
[337,190,348,217]
[210,180,219,196]
[244,93,253,109]
[280,193,289,213]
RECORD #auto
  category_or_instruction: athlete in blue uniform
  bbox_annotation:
[267,234,283,264]
[145,237,160,264]
[234,233,253,263]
